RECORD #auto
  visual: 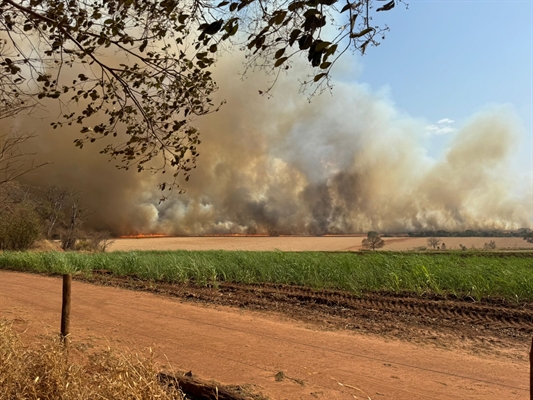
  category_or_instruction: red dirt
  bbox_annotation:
[1,270,529,399]
[81,274,533,358]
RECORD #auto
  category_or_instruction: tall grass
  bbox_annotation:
[0,320,184,400]
[1,251,533,302]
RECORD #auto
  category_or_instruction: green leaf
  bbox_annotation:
[376,0,395,12]
[247,38,257,49]
[288,1,306,11]
[350,27,373,38]
[139,39,147,53]
[361,39,370,54]
[237,0,253,11]
[255,35,265,49]
[229,2,238,11]
[203,20,223,35]
[209,44,217,53]
[350,13,358,30]
[178,14,189,24]
[228,23,239,36]
[271,11,287,25]
[217,0,230,6]
[274,57,288,67]
[325,43,338,56]
[313,73,327,82]
[274,48,286,59]
[315,41,330,51]
[303,8,320,17]
[298,35,312,50]
[289,29,301,46]
[319,61,331,69]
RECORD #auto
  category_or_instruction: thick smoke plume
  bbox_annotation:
[10,57,530,235]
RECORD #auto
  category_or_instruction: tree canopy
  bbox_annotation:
[361,231,384,250]
[426,236,441,250]
[0,0,399,191]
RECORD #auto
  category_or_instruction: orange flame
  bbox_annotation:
[201,233,270,237]
[120,233,359,238]
[119,233,171,239]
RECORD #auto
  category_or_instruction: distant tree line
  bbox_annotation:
[408,229,531,238]
[0,182,112,251]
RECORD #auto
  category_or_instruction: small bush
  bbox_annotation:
[87,230,114,252]
[75,231,114,252]
[74,238,93,252]
[361,231,385,250]
[0,202,41,250]
[427,237,441,250]
[484,240,497,250]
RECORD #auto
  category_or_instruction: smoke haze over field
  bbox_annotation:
[11,57,530,235]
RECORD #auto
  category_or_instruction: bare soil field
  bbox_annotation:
[109,235,533,252]
[1,271,530,399]
[84,272,533,358]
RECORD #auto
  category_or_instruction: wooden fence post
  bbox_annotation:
[61,273,72,348]
[530,336,532,400]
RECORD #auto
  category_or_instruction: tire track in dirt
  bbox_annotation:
[215,282,533,329]
[3,271,530,400]
[79,273,533,357]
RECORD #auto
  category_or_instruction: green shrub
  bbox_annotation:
[0,202,41,250]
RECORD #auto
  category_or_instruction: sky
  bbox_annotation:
[355,0,532,174]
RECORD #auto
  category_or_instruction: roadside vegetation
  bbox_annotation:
[0,182,112,251]
[0,320,184,400]
[1,250,533,303]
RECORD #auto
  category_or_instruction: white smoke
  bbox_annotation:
[11,56,530,234]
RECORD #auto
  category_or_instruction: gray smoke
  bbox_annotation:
[9,56,530,235]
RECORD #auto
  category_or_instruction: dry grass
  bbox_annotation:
[108,236,533,252]
[381,237,533,251]
[0,320,184,400]
[30,239,64,252]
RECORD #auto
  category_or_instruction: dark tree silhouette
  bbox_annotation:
[361,231,384,250]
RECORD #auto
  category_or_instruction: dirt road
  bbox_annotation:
[1,271,529,399]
